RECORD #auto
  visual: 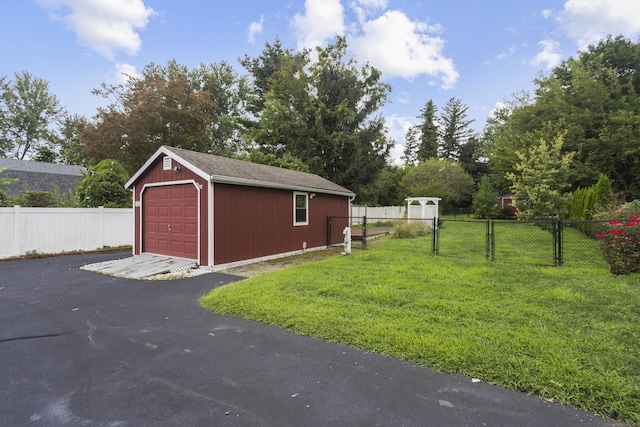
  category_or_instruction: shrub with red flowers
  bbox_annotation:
[596,216,640,274]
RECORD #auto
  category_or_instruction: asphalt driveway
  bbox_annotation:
[0,252,622,426]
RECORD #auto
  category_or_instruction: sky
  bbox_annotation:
[2,0,640,164]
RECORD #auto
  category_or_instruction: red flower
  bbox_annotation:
[609,219,622,225]
[633,216,640,222]
[595,233,607,239]
[609,229,622,235]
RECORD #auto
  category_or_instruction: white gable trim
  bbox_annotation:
[125,146,210,189]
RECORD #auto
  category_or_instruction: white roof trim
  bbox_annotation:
[125,146,210,189]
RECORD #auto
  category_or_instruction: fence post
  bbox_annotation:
[551,220,558,266]
[362,215,367,250]
[13,205,21,256]
[432,217,438,254]
[557,220,564,266]
[326,216,332,248]
[98,206,105,249]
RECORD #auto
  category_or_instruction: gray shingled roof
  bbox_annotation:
[0,158,84,176]
[0,158,84,196]
[163,146,355,197]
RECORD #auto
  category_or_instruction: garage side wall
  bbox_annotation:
[213,183,349,265]
[131,157,209,264]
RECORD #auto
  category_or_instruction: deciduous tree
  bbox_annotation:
[58,114,89,167]
[246,36,392,203]
[485,36,640,198]
[83,73,216,173]
[506,133,575,219]
[401,159,474,210]
[0,72,64,160]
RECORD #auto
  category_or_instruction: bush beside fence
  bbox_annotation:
[0,206,132,258]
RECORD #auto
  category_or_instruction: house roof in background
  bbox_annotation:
[0,158,84,176]
[127,146,355,198]
[0,158,85,196]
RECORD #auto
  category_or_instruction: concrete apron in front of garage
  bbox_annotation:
[81,253,197,279]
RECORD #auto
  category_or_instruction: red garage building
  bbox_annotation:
[125,146,354,268]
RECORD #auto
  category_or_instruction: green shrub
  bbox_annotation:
[20,190,55,207]
[75,159,131,208]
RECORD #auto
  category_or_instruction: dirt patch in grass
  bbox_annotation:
[149,247,346,280]
[225,247,345,278]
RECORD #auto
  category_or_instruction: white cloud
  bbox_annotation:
[541,9,553,19]
[349,10,458,88]
[351,0,388,23]
[292,0,346,50]
[497,46,517,61]
[356,0,388,9]
[248,15,264,44]
[109,62,139,84]
[559,0,640,50]
[37,0,155,60]
[531,39,562,70]
[396,91,411,104]
[291,1,458,88]
[386,114,416,165]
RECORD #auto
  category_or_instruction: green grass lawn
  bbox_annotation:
[201,236,640,424]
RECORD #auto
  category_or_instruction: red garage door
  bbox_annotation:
[142,184,199,260]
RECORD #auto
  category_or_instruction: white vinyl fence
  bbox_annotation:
[0,206,132,259]
[351,203,439,226]
[350,206,406,224]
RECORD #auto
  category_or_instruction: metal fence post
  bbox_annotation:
[432,217,438,254]
[326,215,332,248]
[362,215,367,249]
[557,219,564,266]
[551,220,558,266]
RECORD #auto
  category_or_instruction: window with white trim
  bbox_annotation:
[294,192,308,226]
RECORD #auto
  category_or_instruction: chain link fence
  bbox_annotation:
[327,216,435,252]
[329,216,610,268]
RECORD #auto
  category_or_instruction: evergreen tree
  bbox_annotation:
[473,176,498,219]
[402,126,419,166]
[439,97,474,160]
[458,135,488,182]
[416,100,438,161]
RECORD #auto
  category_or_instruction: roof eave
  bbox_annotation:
[211,175,355,197]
